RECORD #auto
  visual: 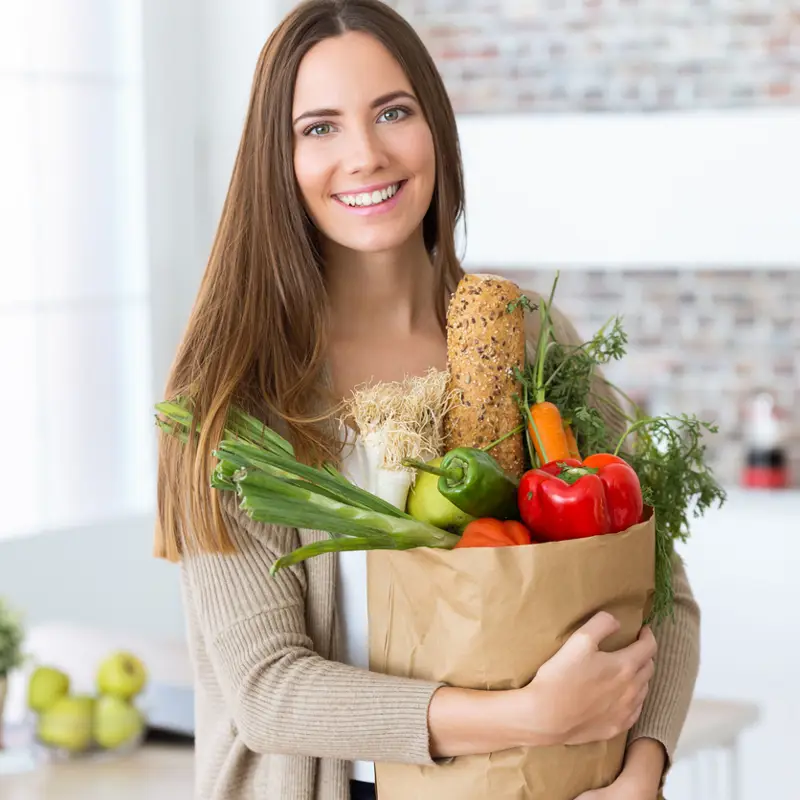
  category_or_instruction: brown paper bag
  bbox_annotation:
[367,509,655,800]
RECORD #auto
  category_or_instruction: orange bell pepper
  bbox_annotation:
[454,518,531,548]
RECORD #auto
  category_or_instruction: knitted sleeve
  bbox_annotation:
[180,490,444,764]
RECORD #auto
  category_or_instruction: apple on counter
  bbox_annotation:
[27,666,71,713]
[36,695,95,753]
[96,651,148,701]
[93,694,145,749]
[26,650,148,757]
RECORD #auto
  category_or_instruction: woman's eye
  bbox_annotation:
[305,122,333,137]
[379,106,410,123]
[303,107,410,136]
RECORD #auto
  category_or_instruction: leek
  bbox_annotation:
[236,473,458,551]
[155,397,461,575]
[269,536,412,574]
[215,440,413,518]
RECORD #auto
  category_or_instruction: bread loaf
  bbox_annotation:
[443,273,527,477]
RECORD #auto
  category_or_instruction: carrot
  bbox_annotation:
[521,274,575,468]
[563,420,581,460]
[527,401,572,466]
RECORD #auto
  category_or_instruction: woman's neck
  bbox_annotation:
[322,232,448,399]
[324,234,439,342]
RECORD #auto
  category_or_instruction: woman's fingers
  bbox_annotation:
[615,625,657,674]
[635,655,655,686]
[626,699,646,729]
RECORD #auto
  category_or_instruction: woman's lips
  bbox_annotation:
[333,180,407,216]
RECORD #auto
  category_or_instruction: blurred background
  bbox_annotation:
[0,1,797,798]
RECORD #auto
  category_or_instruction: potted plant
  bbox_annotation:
[0,597,25,749]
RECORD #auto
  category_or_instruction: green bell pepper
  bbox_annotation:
[405,457,476,531]
[403,447,519,521]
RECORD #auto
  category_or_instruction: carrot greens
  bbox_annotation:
[517,275,726,623]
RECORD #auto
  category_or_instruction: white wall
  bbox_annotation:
[140,0,201,400]
[144,0,286,396]
[194,0,287,259]
[0,1,283,646]
[457,109,800,271]
[0,514,184,641]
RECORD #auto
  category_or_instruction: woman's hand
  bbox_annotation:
[428,612,656,759]
[574,738,666,800]
[520,611,657,747]
[573,776,658,800]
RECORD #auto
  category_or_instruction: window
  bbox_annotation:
[0,1,154,539]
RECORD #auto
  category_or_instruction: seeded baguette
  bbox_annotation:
[443,273,527,478]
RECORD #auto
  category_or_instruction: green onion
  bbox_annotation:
[235,469,457,545]
[155,400,294,456]
[215,439,412,519]
[155,397,462,575]
[269,536,413,574]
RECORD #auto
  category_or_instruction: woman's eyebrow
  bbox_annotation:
[292,90,417,125]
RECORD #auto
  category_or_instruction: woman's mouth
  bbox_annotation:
[333,180,407,216]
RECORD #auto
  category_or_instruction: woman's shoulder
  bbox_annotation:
[175,488,302,565]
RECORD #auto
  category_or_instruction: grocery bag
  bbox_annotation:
[367,509,656,800]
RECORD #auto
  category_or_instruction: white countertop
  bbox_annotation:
[0,742,194,800]
[1,698,759,799]
[673,485,797,800]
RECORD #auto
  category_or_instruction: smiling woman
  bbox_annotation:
[153,2,700,799]
[292,35,436,254]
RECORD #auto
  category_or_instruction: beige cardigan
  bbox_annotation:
[177,294,701,799]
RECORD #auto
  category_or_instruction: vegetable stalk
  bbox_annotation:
[156,398,462,575]
[522,272,576,467]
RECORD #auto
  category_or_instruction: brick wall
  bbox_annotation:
[379,0,800,487]
[496,268,800,487]
[389,0,800,113]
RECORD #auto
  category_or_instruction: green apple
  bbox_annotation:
[93,694,145,749]
[37,694,95,752]
[406,458,475,531]
[27,666,71,713]
[96,651,147,700]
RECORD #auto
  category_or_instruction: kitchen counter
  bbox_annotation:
[1,741,194,800]
[1,698,759,799]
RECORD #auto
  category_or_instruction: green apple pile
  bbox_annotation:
[27,651,148,754]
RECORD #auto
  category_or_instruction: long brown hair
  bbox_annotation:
[154,0,467,562]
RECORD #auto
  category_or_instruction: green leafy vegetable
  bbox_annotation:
[612,411,725,621]
[518,273,726,623]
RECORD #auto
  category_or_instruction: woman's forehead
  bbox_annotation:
[292,31,412,113]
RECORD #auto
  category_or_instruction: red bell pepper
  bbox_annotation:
[517,454,643,542]
[454,518,532,548]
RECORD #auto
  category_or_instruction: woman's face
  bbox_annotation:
[292,31,436,255]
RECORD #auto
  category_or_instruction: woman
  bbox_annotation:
[154,1,700,799]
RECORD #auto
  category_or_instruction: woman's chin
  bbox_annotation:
[328,227,422,256]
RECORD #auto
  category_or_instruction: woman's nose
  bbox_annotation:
[343,126,390,175]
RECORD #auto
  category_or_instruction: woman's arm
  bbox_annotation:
[183,491,657,765]
[181,491,445,766]
[428,686,542,757]
[534,293,702,783]
[431,611,657,759]
[626,552,700,772]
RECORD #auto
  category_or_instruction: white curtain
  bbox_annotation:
[0,1,154,539]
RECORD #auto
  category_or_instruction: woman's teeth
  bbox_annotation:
[336,182,401,207]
